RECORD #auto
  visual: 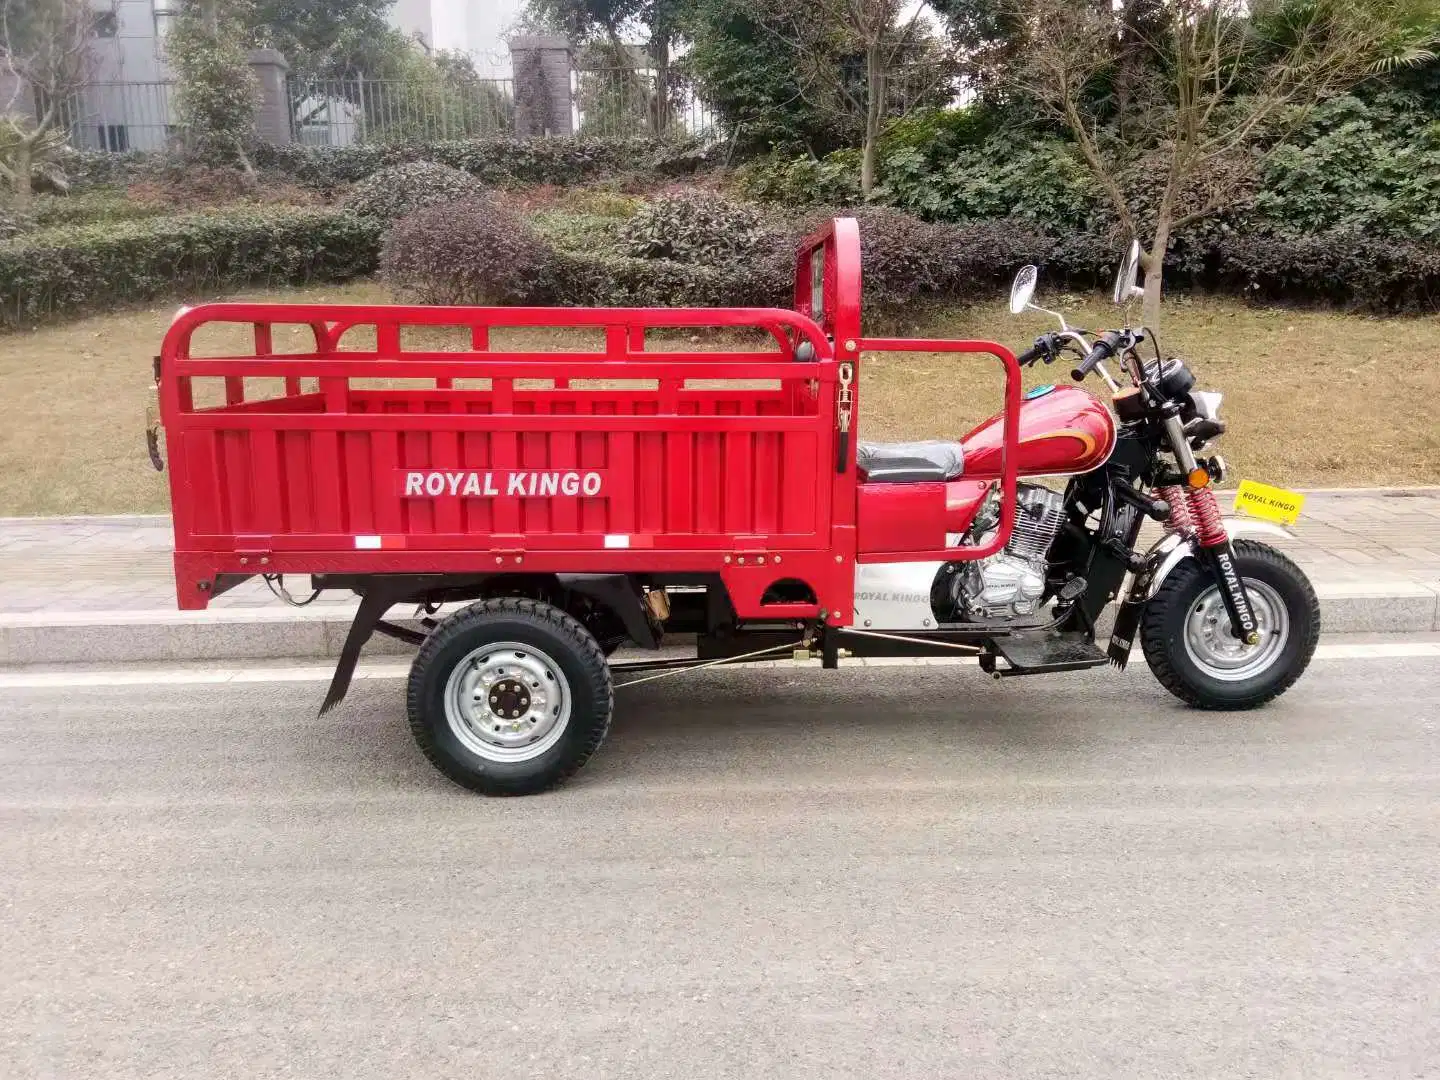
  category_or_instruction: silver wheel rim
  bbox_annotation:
[443,641,572,763]
[1182,579,1290,682]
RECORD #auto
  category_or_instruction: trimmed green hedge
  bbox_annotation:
[254,136,719,194]
[31,192,178,229]
[550,248,792,308]
[0,206,381,327]
[58,137,721,197]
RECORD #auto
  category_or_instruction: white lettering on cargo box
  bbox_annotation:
[399,471,603,499]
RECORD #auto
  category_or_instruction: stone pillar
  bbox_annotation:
[248,48,292,145]
[508,36,574,137]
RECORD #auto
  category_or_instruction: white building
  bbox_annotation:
[71,1,181,151]
[432,0,526,72]
[41,1,449,152]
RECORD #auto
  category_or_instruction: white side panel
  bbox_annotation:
[853,562,946,629]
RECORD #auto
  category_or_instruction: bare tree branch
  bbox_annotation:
[1009,0,1410,328]
[743,0,956,196]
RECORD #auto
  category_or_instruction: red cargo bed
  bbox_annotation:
[159,218,1020,624]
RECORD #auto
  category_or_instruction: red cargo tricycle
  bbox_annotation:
[154,219,1318,794]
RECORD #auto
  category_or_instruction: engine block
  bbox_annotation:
[950,483,1066,621]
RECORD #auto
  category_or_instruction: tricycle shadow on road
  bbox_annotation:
[598,663,1144,749]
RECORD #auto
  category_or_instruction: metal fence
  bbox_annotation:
[62,81,179,153]
[287,77,517,145]
[52,68,723,153]
[288,71,718,145]
[573,67,721,139]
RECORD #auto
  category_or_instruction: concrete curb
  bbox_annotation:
[1,583,1435,666]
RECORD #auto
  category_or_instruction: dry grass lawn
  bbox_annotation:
[1,280,1437,517]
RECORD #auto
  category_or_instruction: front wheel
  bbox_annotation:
[1141,539,1319,710]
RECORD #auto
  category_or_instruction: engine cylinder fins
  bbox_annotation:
[1009,485,1068,562]
[948,483,1069,623]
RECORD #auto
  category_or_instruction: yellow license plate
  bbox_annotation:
[1233,480,1305,525]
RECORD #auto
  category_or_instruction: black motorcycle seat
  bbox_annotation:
[857,440,965,483]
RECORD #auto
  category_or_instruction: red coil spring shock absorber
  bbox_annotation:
[1187,486,1228,548]
[1159,484,1193,535]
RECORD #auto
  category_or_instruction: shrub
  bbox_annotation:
[166,2,257,166]
[343,161,488,222]
[0,205,35,240]
[1212,230,1440,311]
[30,191,176,228]
[126,170,320,211]
[550,248,792,308]
[791,208,1050,309]
[0,207,381,327]
[51,147,153,191]
[255,136,721,195]
[878,106,1002,158]
[881,137,1102,229]
[620,191,767,263]
[527,209,627,254]
[1253,93,1440,243]
[803,206,948,306]
[733,153,863,208]
[57,137,725,199]
[382,198,553,305]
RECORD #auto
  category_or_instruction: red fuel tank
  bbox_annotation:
[961,383,1116,479]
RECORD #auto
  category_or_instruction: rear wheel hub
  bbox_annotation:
[487,678,531,720]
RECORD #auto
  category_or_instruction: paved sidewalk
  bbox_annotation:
[0,489,1436,664]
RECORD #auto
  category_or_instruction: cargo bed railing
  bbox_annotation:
[160,302,832,368]
[157,302,839,427]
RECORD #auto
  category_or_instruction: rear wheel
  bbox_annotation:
[407,598,613,795]
[1141,539,1319,710]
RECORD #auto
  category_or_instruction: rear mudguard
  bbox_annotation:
[1106,518,1293,667]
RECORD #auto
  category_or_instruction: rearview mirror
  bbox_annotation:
[1113,240,1143,305]
[1009,265,1038,314]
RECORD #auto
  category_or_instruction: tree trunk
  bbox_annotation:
[11,141,34,207]
[861,45,884,198]
[1141,220,1170,330]
[1141,259,1163,330]
[860,127,877,197]
[652,33,670,135]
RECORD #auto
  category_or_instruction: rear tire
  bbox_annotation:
[407,598,613,795]
[1141,539,1319,710]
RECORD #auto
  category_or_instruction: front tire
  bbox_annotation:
[407,598,613,795]
[1141,539,1319,710]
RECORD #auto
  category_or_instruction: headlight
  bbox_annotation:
[1189,390,1223,421]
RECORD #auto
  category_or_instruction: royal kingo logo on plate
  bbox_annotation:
[1233,479,1305,526]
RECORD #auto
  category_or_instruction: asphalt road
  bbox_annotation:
[3,654,1438,1079]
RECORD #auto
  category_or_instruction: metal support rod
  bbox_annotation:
[613,641,800,689]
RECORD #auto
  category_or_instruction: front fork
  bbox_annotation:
[1184,486,1260,644]
[1158,410,1259,644]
